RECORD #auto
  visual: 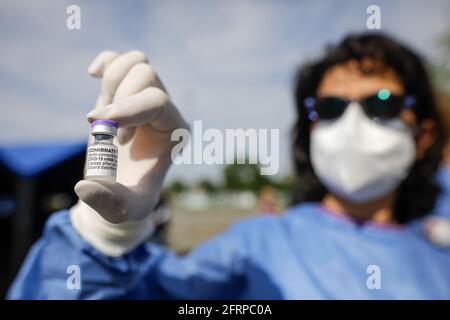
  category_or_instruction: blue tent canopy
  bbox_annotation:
[0,141,86,178]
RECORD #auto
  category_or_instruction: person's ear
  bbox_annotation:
[415,119,437,160]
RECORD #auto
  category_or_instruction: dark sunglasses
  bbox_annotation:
[303,90,416,121]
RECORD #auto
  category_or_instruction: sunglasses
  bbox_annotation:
[303,90,416,121]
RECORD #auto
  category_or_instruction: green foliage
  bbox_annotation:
[198,179,217,194]
[223,162,272,192]
[432,29,450,94]
[169,180,188,194]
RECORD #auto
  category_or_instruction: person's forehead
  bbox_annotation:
[317,60,405,99]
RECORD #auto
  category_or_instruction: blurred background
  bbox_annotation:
[1,0,450,297]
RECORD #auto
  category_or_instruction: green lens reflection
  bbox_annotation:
[378,88,390,100]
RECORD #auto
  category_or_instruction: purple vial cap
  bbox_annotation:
[91,119,119,127]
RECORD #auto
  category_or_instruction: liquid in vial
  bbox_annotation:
[84,119,119,182]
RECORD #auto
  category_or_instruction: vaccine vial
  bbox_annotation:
[84,119,119,182]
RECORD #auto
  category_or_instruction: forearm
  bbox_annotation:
[7,209,164,299]
[8,207,248,300]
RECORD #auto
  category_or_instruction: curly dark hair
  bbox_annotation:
[292,32,447,223]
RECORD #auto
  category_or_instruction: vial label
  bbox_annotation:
[85,144,118,180]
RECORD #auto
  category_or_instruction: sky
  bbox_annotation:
[1,0,449,183]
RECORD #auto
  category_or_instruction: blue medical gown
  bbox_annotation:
[7,203,450,299]
[432,165,450,218]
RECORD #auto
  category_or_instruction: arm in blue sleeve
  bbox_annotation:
[433,166,450,218]
[7,209,248,299]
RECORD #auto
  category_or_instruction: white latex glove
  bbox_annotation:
[70,50,189,256]
[423,216,450,248]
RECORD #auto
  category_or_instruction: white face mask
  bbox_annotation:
[310,102,415,203]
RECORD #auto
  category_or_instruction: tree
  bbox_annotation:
[432,28,450,94]
[198,179,217,194]
[168,180,187,194]
[223,162,272,192]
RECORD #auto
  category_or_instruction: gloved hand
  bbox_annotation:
[69,50,189,256]
[423,216,450,247]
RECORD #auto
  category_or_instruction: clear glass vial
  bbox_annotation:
[84,119,119,182]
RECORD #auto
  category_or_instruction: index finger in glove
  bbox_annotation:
[100,50,148,106]
[87,87,188,132]
[88,50,119,78]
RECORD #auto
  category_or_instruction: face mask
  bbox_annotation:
[310,102,415,203]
